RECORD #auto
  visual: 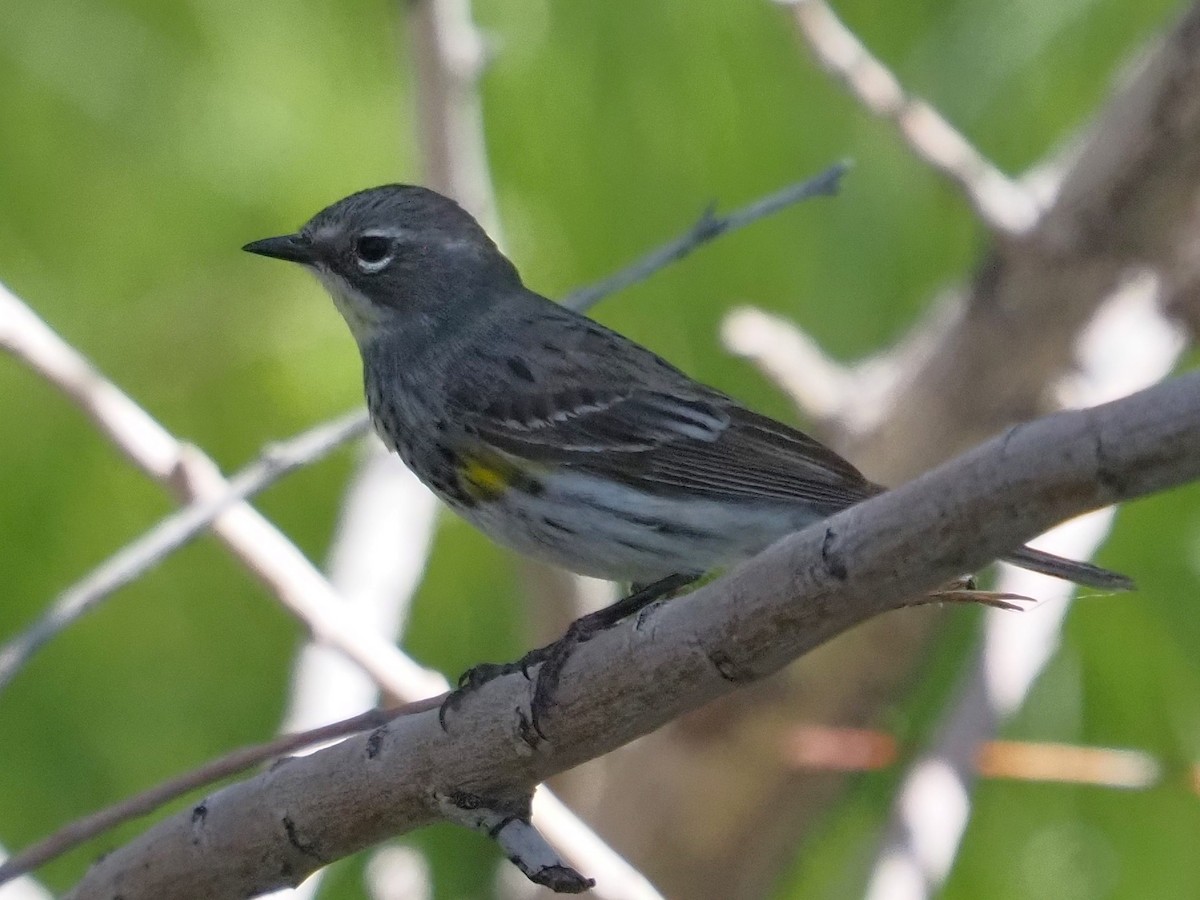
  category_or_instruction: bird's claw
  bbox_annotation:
[440,575,696,734]
[438,625,598,738]
[439,659,526,730]
[526,620,599,739]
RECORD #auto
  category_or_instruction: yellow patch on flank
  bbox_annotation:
[460,456,513,500]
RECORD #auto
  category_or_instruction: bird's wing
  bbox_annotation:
[447,311,876,510]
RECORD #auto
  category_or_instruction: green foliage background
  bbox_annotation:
[1,1,1197,897]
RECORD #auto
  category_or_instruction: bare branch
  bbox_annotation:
[779,0,1039,235]
[0,282,443,692]
[778,0,1200,469]
[564,162,848,312]
[721,306,858,427]
[0,411,368,693]
[59,372,1200,898]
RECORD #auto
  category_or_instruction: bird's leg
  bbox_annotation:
[439,573,698,732]
[523,572,698,737]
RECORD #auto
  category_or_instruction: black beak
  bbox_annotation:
[242,233,317,264]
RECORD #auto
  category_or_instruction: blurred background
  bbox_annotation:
[2,1,1199,898]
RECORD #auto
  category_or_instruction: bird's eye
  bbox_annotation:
[354,235,391,265]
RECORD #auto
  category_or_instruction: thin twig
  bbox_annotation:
[779,0,1039,235]
[0,846,53,900]
[0,700,441,885]
[0,411,368,693]
[563,161,849,312]
[0,277,440,699]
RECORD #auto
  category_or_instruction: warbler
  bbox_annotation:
[244,184,1130,674]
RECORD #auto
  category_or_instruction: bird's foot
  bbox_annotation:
[439,573,699,735]
[439,660,526,730]
[523,616,603,739]
[522,573,698,737]
[436,626,599,734]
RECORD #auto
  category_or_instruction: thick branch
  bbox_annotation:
[0,706,423,883]
[64,373,1200,899]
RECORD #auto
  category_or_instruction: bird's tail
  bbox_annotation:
[1002,545,1134,591]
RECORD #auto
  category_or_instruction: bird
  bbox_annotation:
[244,184,1133,728]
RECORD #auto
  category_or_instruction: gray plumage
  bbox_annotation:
[244,184,1133,591]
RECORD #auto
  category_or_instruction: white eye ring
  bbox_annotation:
[354,233,394,273]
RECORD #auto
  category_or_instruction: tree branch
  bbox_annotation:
[0,846,52,900]
[0,281,440,697]
[61,372,1200,899]
[0,411,368,694]
[780,0,1038,235]
[563,163,848,313]
[0,704,435,885]
[783,727,1168,790]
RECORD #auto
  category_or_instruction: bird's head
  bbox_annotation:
[244,184,521,347]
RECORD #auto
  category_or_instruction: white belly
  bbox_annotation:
[458,468,818,583]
